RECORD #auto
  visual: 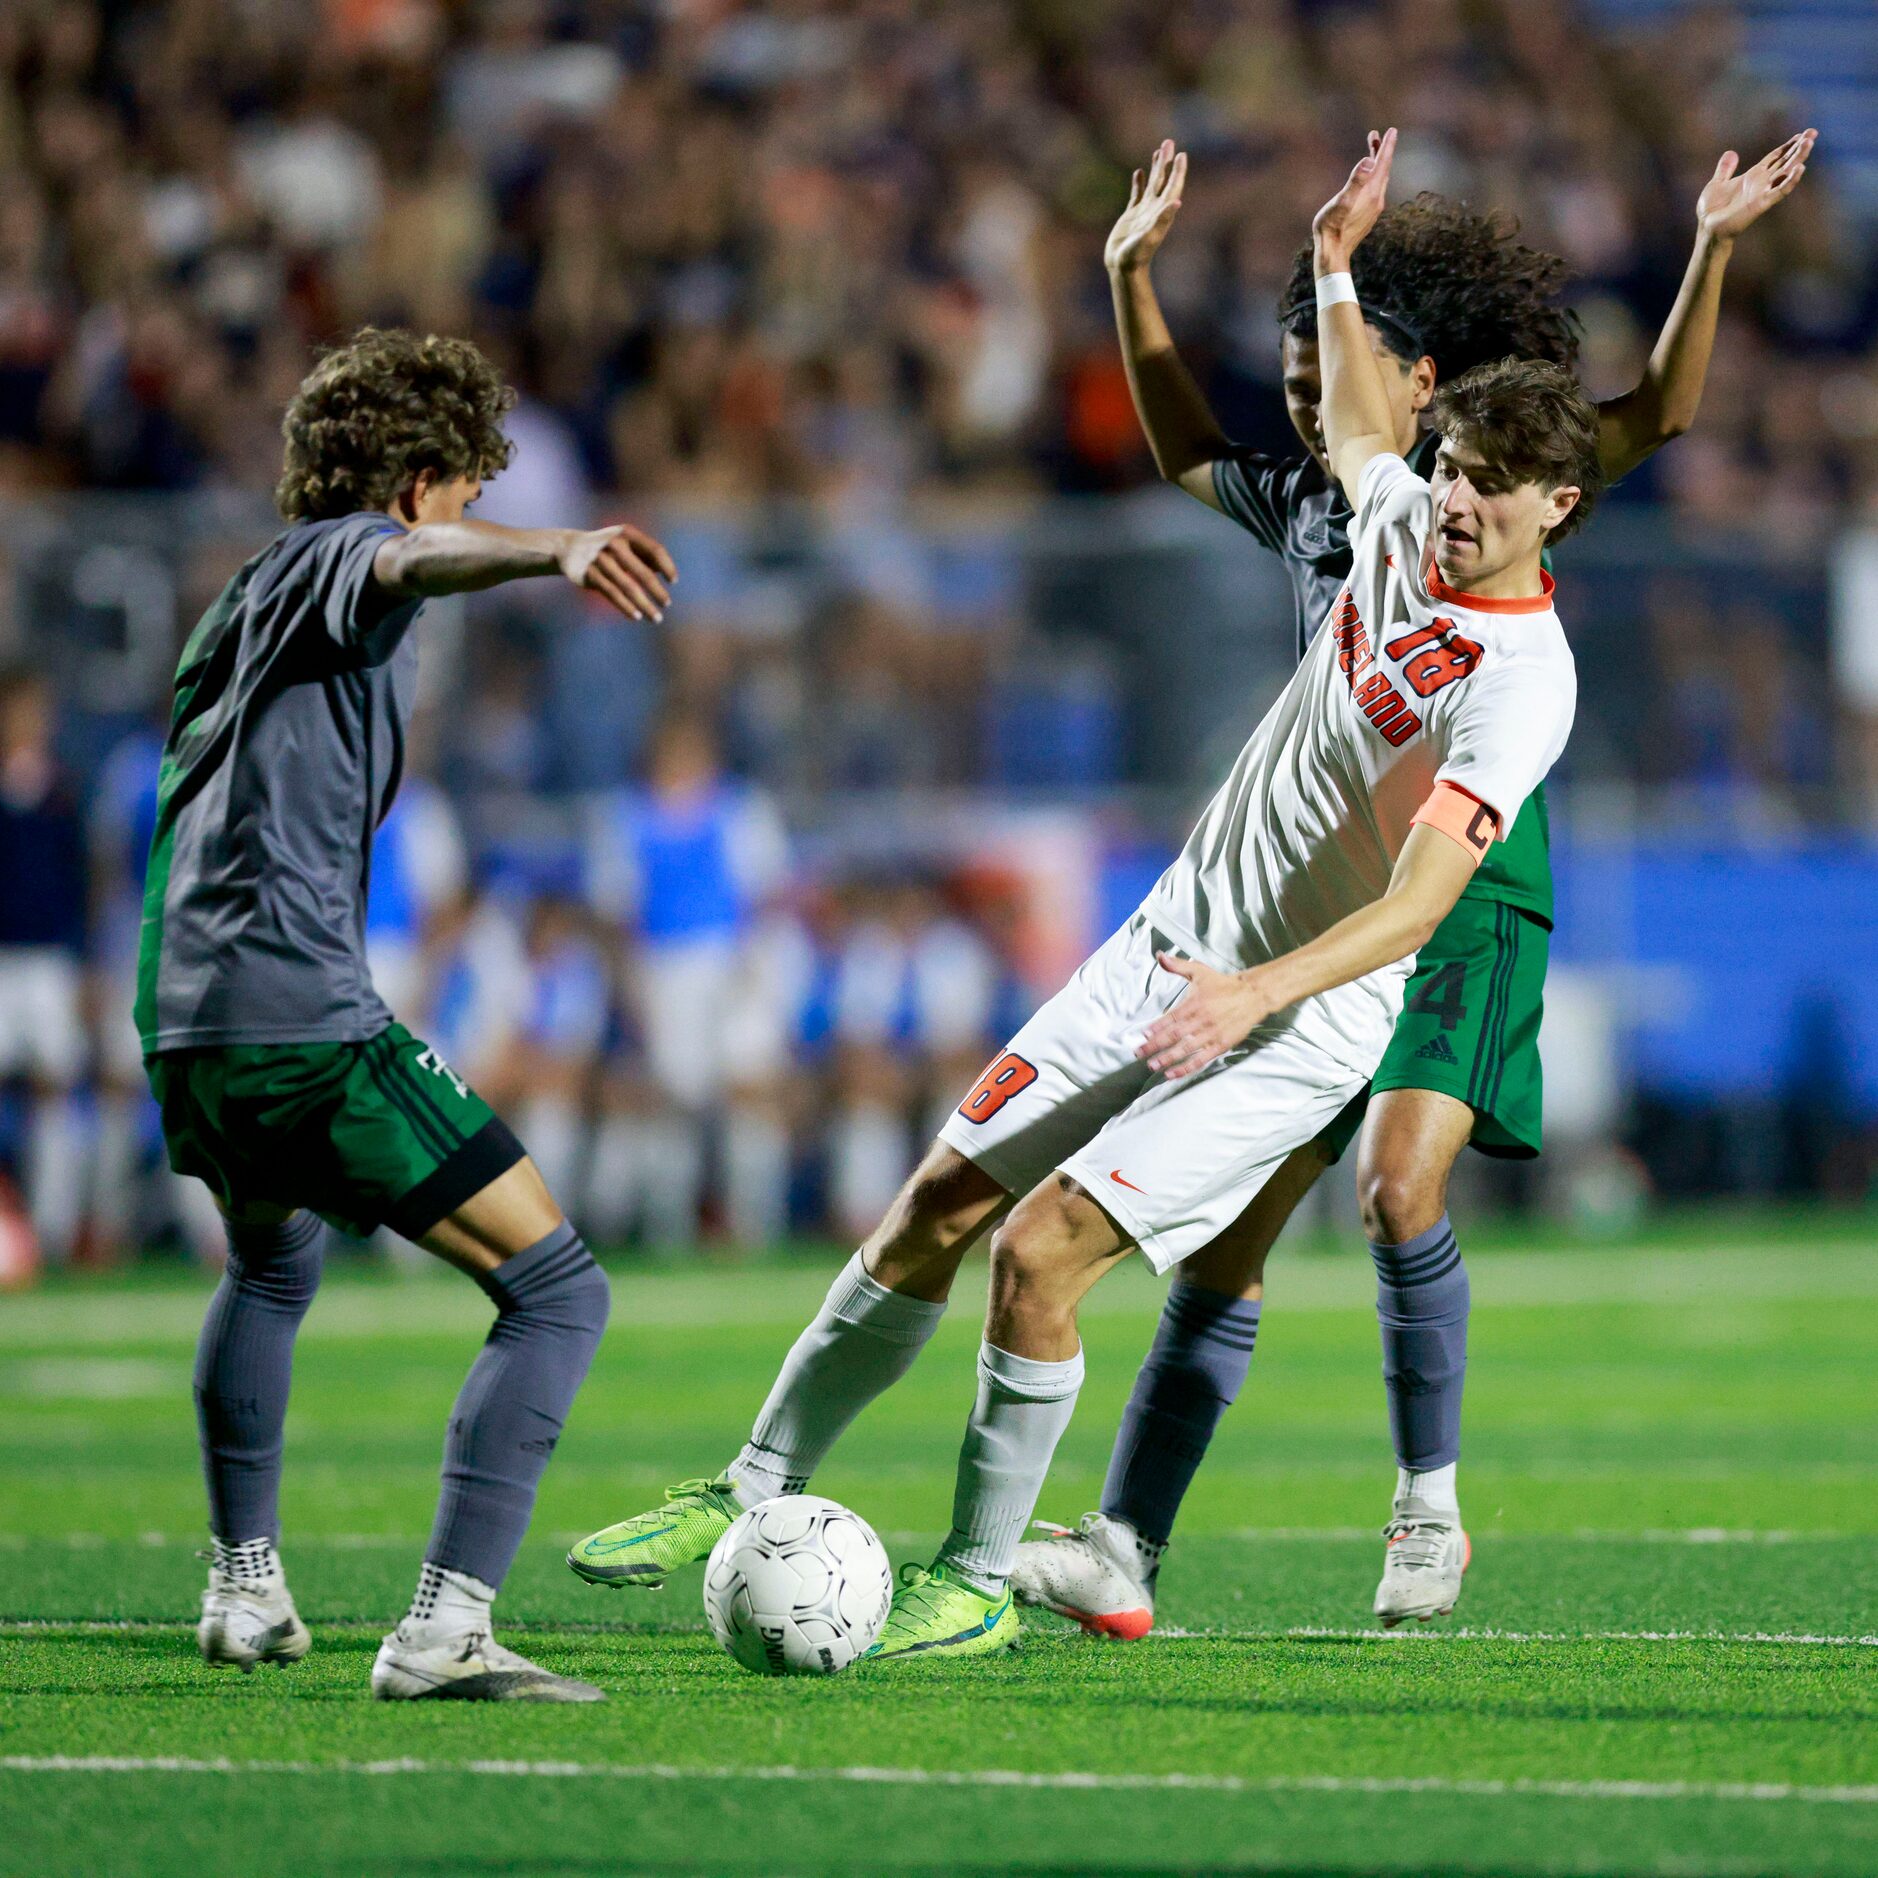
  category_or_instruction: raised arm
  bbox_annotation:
[1596,130,1815,483]
[1137,818,1480,1080]
[1314,129,1401,505]
[1107,141,1231,506]
[374,519,678,623]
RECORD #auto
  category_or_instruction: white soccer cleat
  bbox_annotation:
[1009,1513,1155,1641]
[198,1567,312,1673]
[371,1622,607,1702]
[1373,1497,1470,1628]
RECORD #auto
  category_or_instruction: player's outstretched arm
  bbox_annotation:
[1596,129,1815,484]
[1314,130,1401,506]
[374,520,678,622]
[1137,817,1481,1081]
[1108,141,1231,505]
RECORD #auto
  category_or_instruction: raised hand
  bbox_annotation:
[561,522,678,622]
[1697,130,1816,243]
[1312,128,1397,269]
[1106,139,1188,277]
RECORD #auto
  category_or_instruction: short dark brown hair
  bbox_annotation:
[1429,357,1604,543]
[275,328,516,522]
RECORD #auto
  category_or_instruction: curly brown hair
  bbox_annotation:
[1279,195,1581,380]
[1430,357,1605,543]
[275,328,516,522]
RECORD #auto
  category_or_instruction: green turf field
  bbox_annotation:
[3,1223,1875,1877]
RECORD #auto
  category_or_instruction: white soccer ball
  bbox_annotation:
[702,1494,894,1677]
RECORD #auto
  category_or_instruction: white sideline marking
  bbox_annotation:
[1,1756,1873,1806]
[4,1619,1872,1647]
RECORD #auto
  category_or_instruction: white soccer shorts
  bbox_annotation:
[936,913,1372,1272]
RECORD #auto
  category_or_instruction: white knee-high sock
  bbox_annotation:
[936,1340,1084,1592]
[723,1111,790,1248]
[728,1251,944,1505]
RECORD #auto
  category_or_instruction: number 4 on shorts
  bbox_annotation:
[958,1051,1038,1124]
[1406,962,1468,1033]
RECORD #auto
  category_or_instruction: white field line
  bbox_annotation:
[0,1526,1861,1552]
[4,1619,1872,1647]
[0,1756,1873,1806]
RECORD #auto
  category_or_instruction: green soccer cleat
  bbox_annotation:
[863,1562,1020,1663]
[567,1477,743,1588]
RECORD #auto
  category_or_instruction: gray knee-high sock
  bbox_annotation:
[729,1251,945,1504]
[1372,1214,1468,1470]
[936,1340,1084,1592]
[1100,1283,1260,1548]
[194,1212,325,1543]
[425,1221,610,1589]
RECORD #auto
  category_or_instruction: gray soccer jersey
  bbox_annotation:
[1212,430,1442,660]
[135,512,422,1052]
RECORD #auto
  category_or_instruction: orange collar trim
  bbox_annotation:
[1425,552,1556,614]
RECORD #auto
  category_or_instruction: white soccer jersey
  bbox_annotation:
[1144,450,1576,1064]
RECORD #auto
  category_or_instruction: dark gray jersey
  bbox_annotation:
[1212,431,1442,661]
[135,512,421,1052]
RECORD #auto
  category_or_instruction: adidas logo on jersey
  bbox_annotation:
[1414,1034,1460,1064]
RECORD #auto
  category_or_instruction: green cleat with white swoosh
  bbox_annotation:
[863,1562,1020,1663]
[566,1478,743,1588]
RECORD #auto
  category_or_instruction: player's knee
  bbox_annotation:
[570,1255,612,1335]
[986,1184,1085,1309]
[1359,1163,1444,1246]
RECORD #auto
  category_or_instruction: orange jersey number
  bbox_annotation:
[1385,620,1482,699]
[957,1051,1038,1124]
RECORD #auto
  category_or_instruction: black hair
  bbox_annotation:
[1278,195,1581,379]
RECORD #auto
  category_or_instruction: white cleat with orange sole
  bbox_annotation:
[1008,1513,1155,1641]
[1373,1497,1471,1628]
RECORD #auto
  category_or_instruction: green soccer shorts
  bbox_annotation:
[1320,898,1549,1163]
[146,1022,526,1240]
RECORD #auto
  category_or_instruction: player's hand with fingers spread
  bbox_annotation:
[561,522,679,622]
[1312,127,1397,270]
[1696,129,1817,244]
[1106,139,1188,277]
[1137,952,1280,1081]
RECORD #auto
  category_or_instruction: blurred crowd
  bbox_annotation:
[0,663,1036,1262]
[1,1,1876,799]
[4,0,1878,1256]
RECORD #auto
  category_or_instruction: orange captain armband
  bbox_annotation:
[1411,782,1501,867]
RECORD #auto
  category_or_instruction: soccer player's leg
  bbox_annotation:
[192,1196,322,1673]
[1362,902,1544,1625]
[568,914,1170,1592]
[568,1140,1008,1588]
[869,1173,1128,1663]
[157,1022,612,1699]
[1361,1088,1476,1625]
[372,1150,614,1702]
[145,1052,324,1672]
[1011,1137,1336,1637]
[877,1016,1367,1663]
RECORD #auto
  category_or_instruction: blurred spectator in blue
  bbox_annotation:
[586,709,793,1248]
